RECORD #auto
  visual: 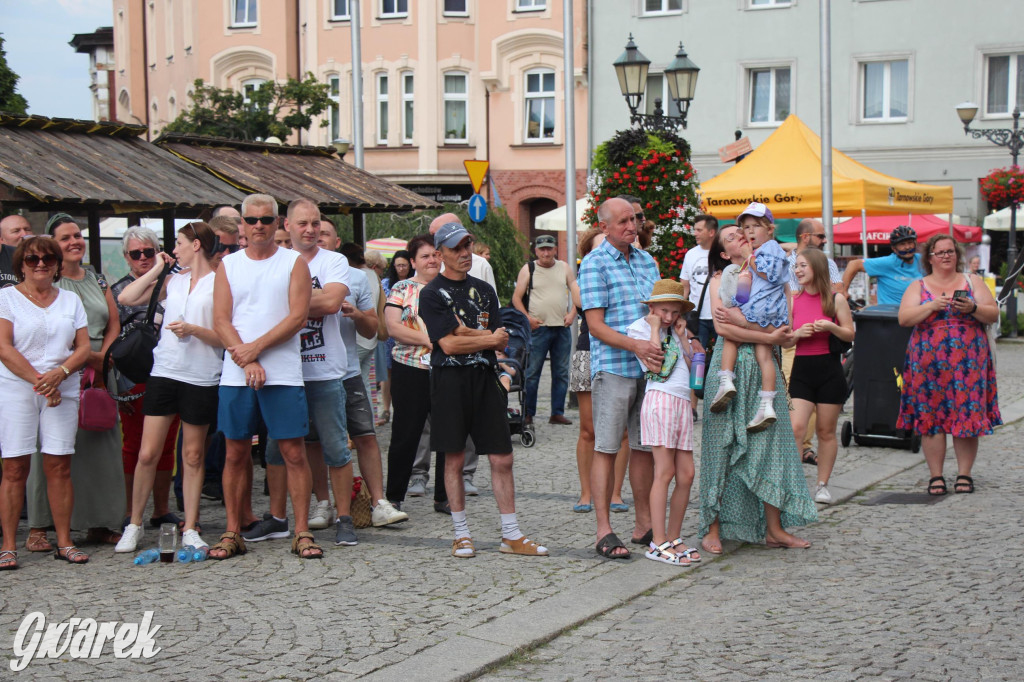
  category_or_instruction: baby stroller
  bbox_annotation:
[499,306,535,447]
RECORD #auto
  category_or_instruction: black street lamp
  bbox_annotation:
[957,103,1024,337]
[613,35,699,132]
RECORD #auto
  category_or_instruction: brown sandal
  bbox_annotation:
[209,531,247,560]
[86,528,122,545]
[26,530,53,553]
[291,531,323,559]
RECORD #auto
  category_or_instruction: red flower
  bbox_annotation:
[627,160,634,166]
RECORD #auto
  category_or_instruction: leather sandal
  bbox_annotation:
[499,536,549,556]
[927,476,947,496]
[209,531,247,560]
[25,530,53,553]
[954,475,974,494]
[291,531,323,559]
[451,537,475,558]
[54,546,89,564]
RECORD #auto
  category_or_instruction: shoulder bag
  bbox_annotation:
[79,366,118,431]
[104,262,171,385]
[828,293,853,355]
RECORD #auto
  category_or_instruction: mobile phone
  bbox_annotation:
[953,289,969,300]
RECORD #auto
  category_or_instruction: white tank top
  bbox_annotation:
[151,271,221,386]
[219,247,304,386]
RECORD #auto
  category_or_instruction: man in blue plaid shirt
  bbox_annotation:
[579,197,662,560]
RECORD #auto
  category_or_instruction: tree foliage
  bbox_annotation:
[0,35,28,115]
[328,204,528,304]
[163,74,331,141]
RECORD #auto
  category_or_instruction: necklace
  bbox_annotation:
[19,285,56,307]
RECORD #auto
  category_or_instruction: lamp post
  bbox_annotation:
[957,103,1024,337]
[613,36,698,132]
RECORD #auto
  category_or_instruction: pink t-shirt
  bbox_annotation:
[792,290,831,356]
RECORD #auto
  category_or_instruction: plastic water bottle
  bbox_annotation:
[690,352,705,391]
[735,270,752,305]
[133,548,160,565]
[192,546,209,562]
[176,545,196,563]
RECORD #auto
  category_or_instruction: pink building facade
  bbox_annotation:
[112,0,588,243]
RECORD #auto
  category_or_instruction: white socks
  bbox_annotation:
[719,370,736,381]
[452,510,470,539]
[758,390,776,402]
[501,513,524,540]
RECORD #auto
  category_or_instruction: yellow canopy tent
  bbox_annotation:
[700,115,953,219]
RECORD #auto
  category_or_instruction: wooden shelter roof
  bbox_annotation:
[154,133,440,213]
[0,114,247,212]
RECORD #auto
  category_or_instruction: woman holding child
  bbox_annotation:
[699,216,818,555]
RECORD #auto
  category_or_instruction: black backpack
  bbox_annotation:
[104,263,171,384]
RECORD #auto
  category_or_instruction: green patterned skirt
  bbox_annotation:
[699,343,817,543]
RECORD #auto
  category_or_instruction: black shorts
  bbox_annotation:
[430,365,512,455]
[143,376,220,426]
[789,354,846,405]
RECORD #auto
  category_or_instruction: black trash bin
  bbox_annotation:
[840,304,921,452]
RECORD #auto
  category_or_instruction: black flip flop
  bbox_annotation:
[630,529,653,546]
[595,532,631,560]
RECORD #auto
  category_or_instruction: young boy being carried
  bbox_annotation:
[627,280,702,566]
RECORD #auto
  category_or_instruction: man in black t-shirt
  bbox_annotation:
[0,244,17,289]
[419,221,548,559]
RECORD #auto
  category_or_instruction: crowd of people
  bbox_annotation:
[0,192,1002,571]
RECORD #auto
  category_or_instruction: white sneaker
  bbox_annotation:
[463,478,479,496]
[710,376,737,413]
[308,499,334,530]
[814,483,833,504]
[372,499,409,527]
[746,400,777,433]
[182,528,208,549]
[115,523,143,553]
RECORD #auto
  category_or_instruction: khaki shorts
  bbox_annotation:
[590,371,650,454]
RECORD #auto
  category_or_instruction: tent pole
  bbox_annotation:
[860,209,868,260]
[88,208,102,272]
[563,0,577,272]
[819,0,834,255]
[350,0,364,169]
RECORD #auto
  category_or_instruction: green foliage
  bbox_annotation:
[163,74,331,141]
[999,310,1024,337]
[328,204,527,303]
[586,128,702,278]
[0,35,28,114]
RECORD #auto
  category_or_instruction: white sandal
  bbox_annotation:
[644,541,690,566]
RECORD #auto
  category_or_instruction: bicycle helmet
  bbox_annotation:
[889,225,916,246]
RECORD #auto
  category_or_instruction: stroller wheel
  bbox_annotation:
[520,428,536,448]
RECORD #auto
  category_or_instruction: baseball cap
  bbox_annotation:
[434,222,472,249]
[535,235,556,248]
[737,202,774,224]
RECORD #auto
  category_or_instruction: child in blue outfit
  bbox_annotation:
[711,202,790,432]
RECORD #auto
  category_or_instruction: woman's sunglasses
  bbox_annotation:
[24,254,58,267]
[128,248,157,260]
[243,216,277,225]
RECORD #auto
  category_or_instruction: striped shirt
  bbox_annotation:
[579,240,660,378]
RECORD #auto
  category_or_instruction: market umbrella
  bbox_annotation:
[982,206,1024,231]
[832,214,981,245]
[365,236,409,259]
[534,197,589,232]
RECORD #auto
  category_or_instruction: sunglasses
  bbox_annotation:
[24,254,58,267]
[635,212,646,222]
[214,242,240,255]
[243,216,277,225]
[128,248,157,260]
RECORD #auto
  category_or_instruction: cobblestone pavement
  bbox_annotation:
[1,344,1021,679]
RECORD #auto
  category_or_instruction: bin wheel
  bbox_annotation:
[911,434,921,453]
[841,421,852,447]
[520,428,536,448]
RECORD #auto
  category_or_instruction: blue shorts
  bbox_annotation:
[266,379,352,468]
[217,385,309,441]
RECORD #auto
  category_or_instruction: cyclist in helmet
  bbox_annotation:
[841,225,922,305]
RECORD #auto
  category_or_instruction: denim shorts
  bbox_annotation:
[266,379,352,467]
[590,371,650,454]
[343,375,376,438]
[217,384,308,441]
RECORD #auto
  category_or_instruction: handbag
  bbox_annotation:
[79,367,118,431]
[375,282,389,342]
[350,476,373,529]
[104,263,171,384]
[684,274,711,337]
[828,293,853,355]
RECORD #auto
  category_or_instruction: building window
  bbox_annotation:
[443,0,467,14]
[328,74,341,142]
[231,0,257,26]
[748,66,790,125]
[402,72,414,143]
[516,0,545,10]
[524,69,556,142]
[645,73,682,117]
[643,0,682,14]
[242,78,267,107]
[332,0,350,20]
[376,73,389,145]
[443,72,468,142]
[380,0,408,17]
[749,0,790,7]
[861,59,908,121]
[985,53,1024,116]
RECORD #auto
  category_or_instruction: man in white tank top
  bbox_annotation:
[211,193,318,560]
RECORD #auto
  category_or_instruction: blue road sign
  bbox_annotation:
[468,193,488,223]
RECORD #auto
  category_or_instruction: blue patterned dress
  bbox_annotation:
[896,280,1000,437]
[699,343,818,543]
